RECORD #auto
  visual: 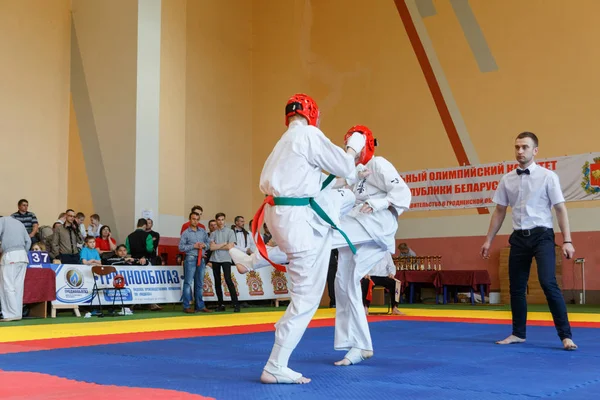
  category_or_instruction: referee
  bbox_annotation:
[481,132,577,351]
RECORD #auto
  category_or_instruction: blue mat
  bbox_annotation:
[1,320,599,399]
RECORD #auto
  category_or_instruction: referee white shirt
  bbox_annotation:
[234,229,256,253]
[492,162,565,230]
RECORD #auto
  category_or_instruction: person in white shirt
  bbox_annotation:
[480,131,577,351]
[360,252,403,316]
[251,93,360,385]
[232,216,255,255]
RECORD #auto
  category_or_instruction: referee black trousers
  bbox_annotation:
[508,228,572,340]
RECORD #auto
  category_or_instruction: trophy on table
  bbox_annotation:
[427,256,432,271]
[437,256,443,271]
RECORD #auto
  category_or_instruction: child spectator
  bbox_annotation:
[80,236,102,266]
[103,245,148,266]
[87,214,103,238]
[30,243,46,252]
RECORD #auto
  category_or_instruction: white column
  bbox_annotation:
[135,0,162,228]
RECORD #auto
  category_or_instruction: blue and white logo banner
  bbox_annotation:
[33,264,183,306]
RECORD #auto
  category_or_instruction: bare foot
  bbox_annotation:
[334,349,374,366]
[496,335,526,345]
[391,308,405,316]
[260,370,310,384]
[235,263,249,274]
[562,338,577,351]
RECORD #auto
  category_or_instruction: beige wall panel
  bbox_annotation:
[185,0,253,222]
[71,0,138,240]
[67,95,95,220]
[0,0,71,223]
[159,0,187,216]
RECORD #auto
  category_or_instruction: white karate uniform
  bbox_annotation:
[0,217,32,321]
[245,156,411,355]
[249,179,357,268]
[334,156,411,353]
[0,251,28,320]
[260,119,355,381]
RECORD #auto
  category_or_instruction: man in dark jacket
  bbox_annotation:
[125,219,153,262]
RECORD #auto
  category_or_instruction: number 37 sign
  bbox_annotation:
[28,251,50,266]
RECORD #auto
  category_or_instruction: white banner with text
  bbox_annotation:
[401,153,600,210]
[31,263,292,306]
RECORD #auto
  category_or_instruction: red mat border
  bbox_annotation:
[1,315,598,355]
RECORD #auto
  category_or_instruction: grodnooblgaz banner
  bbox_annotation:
[35,263,184,305]
[401,153,600,211]
[34,263,292,306]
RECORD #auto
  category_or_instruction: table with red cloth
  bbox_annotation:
[23,268,56,318]
[395,270,440,304]
[438,270,492,304]
[394,270,491,304]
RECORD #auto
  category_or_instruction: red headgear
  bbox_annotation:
[113,274,126,289]
[285,93,320,127]
[344,125,377,165]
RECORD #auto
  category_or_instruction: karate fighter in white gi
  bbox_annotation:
[333,125,411,366]
[233,125,411,367]
[0,216,32,322]
[252,93,366,384]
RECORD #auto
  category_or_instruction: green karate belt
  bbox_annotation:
[272,174,356,254]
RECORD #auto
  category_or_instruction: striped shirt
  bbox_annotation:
[11,211,38,234]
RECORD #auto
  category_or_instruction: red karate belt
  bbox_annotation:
[252,196,286,272]
[366,278,375,302]
[196,248,203,267]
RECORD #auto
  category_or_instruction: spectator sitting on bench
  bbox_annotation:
[103,245,148,266]
[80,236,102,266]
[30,242,46,252]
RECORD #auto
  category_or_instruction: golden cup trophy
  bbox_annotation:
[395,256,403,271]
